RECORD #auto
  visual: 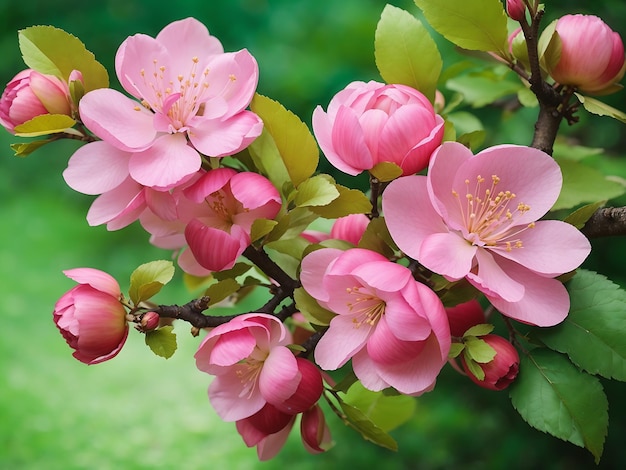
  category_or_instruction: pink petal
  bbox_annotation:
[63,268,121,298]
[255,416,295,461]
[184,167,237,203]
[331,106,374,172]
[190,110,263,157]
[299,248,344,303]
[349,259,412,292]
[156,18,224,64]
[79,88,156,150]
[384,282,436,342]
[185,220,248,272]
[86,177,146,229]
[259,346,300,406]
[419,231,477,280]
[208,371,266,421]
[313,314,371,370]
[468,249,525,303]
[313,106,362,176]
[377,105,435,166]
[366,315,426,365]
[399,115,445,175]
[177,248,212,277]
[63,141,131,195]
[358,108,388,161]
[351,350,389,391]
[129,133,201,189]
[209,329,257,367]
[229,172,281,210]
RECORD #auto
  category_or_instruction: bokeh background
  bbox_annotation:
[1,1,625,468]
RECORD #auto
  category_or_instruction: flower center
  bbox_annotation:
[452,174,535,251]
[345,286,385,328]
[138,57,211,130]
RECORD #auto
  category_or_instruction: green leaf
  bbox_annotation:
[463,323,495,338]
[448,342,465,358]
[266,207,319,242]
[342,381,416,432]
[205,278,241,306]
[294,287,335,326]
[446,73,522,108]
[145,326,177,359]
[338,399,398,451]
[247,128,291,193]
[553,159,626,210]
[265,237,310,262]
[212,262,252,281]
[309,185,372,218]
[563,201,606,229]
[509,349,607,463]
[10,139,54,157]
[369,161,403,183]
[536,270,626,381]
[357,217,396,258]
[128,260,175,305]
[575,93,626,123]
[13,114,77,137]
[464,336,496,363]
[414,0,509,55]
[250,94,319,187]
[537,20,561,73]
[293,175,340,207]
[462,352,485,380]
[19,25,108,92]
[250,218,278,243]
[375,4,442,101]
[553,142,604,162]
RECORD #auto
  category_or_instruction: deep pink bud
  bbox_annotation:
[274,358,324,415]
[245,403,293,436]
[445,300,486,337]
[0,69,72,133]
[461,335,520,391]
[53,268,128,365]
[301,404,332,454]
[548,15,626,94]
[139,311,160,332]
[506,0,526,22]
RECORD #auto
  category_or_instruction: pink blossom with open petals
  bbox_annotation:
[312,80,444,176]
[53,268,128,365]
[382,142,592,327]
[300,247,450,395]
[66,17,262,193]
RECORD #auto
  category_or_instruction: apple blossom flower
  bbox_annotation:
[300,404,332,454]
[546,15,625,95]
[0,69,73,133]
[301,213,370,245]
[140,168,281,273]
[506,0,526,22]
[300,247,451,395]
[445,299,486,338]
[461,334,519,391]
[312,80,445,176]
[64,17,263,194]
[382,141,591,327]
[53,268,128,364]
[194,314,323,422]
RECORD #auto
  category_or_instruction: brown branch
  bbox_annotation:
[581,207,626,238]
[154,296,238,328]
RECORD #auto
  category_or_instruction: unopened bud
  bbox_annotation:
[461,334,520,391]
[506,0,526,22]
[445,300,485,337]
[274,358,323,415]
[139,311,160,332]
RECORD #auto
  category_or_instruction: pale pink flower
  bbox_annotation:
[547,15,625,94]
[194,314,322,421]
[382,142,592,327]
[0,69,73,133]
[461,334,519,391]
[312,80,445,176]
[300,247,450,395]
[64,17,262,193]
[53,268,128,364]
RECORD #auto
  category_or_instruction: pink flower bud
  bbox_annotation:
[329,213,370,245]
[461,335,520,391]
[0,69,72,133]
[506,0,526,22]
[300,404,332,454]
[139,311,160,332]
[445,300,486,337]
[548,15,626,95]
[244,403,294,436]
[53,268,128,364]
[274,358,324,415]
[313,81,445,176]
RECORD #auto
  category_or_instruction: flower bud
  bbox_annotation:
[273,358,323,415]
[546,15,626,95]
[301,404,332,454]
[330,213,370,245]
[139,311,160,332]
[461,334,520,391]
[506,0,526,22]
[0,69,72,133]
[445,300,485,338]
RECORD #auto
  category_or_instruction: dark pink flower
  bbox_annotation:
[461,334,519,391]
[53,268,128,364]
[445,300,485,338]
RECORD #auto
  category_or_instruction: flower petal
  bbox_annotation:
[190,110,263,157]
[419,231,477,280]
[259,346,300,406]
[468,249,525,302]
[313,314,371,370]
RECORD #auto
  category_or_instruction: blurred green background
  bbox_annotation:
[1,0,626,468]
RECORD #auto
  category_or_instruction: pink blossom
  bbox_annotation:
[506,0,526,22]
[312,80,445,176]
[140,168,281,273]
[300,247,450,395]
[382,142,591,327]
[194,314,322,421]
[64,17,262,193]
[547,15,625,95]
[301,213,370,245]
[53,268,128,364]
[461,334,519,391]
[0,69,72,133]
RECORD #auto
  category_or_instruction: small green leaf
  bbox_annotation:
[265,207,319,242]
[19,25,108,92]
[448,342,465,358]
[250,94,319,187]
[342,381,416,432]
[369,161,403,183]
[537,21,561,73]
[145,326,177,359]
[10,139,54,157]
[463,323,495,338]
[462,353,485,380]
[250,218,278,243]
[265,237,310,262]
[575,93,626,123]
[129,260,175,305]
[205,278,241,306]
[446,73,522,108]
[13,114,77,137]
[338,399,398,451]
[509,349,607,463]
[309,185,372,218]
[536,270,626,381]
[357,217,396,258]
[375,4,442,101]
[212,262,252,281]
[554,159,626,210]
[464,336,496,363]
[294,287,335,326]
[247,128,291,193]
[293,175,340,207]
[553,142,604,162]
[563,201,606,229]
[414,0,509,55]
